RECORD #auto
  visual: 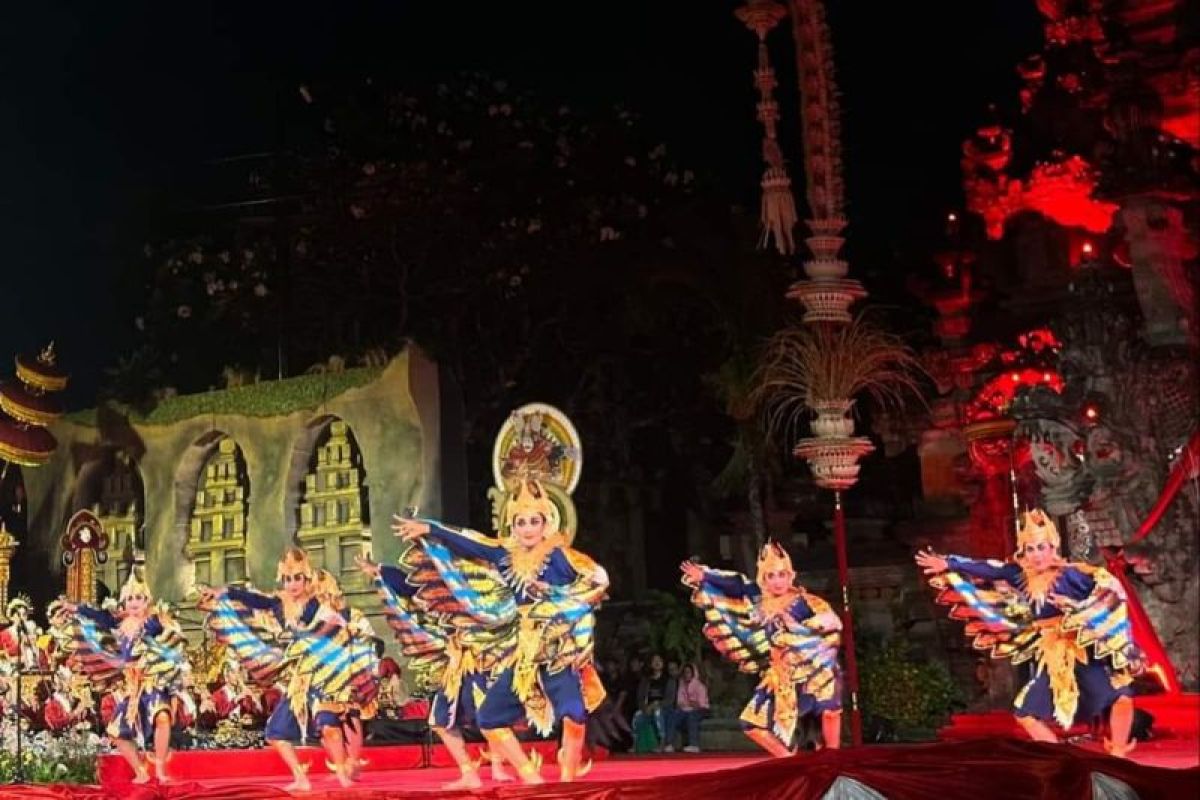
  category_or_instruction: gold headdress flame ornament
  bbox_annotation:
[276,546,315,583]
[755,540,795,592]
[119,570,152,603]
[502,479,561,539]
[5,593,32,618]
[1015,508,1061,559]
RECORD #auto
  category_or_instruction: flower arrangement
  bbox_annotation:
[0,721,104,784]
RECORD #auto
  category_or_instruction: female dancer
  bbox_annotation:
[393,478,609,783]
[313,568,380,781]
[915,509,1142,756]
[357,552,513,789]
[62,571,188,783]
[200,547,359,790]
[680,541,843,756]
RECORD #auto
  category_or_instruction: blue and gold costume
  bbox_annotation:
[684,543,841,748]
[205,556,366,745]
[926,511,1142,730]
[374,561,510,731]
[402,515,608,735]
[68,578,188,747]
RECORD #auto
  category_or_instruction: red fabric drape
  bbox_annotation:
[10,740,1197,800]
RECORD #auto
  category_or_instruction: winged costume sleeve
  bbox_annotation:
[927,556,1040,663]
[374,564,450,674]
[66,606,124,684]
[133,611,189,689]
[205,589,289,688]
[773,594,841,701]
[1056,566,1143,674]
[683,568,771,674]
[404,522,518,627]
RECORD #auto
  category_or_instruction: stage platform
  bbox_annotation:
[4,737,1196,800]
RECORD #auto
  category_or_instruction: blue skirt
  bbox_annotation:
[1013,656,1131,725]
[110,689,178,746]
[263,696,343,743]
[430,671,489,730]
[476,666,586,730]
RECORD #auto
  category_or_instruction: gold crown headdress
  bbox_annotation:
[276,546,315,583]
[755,540,795,592]
[502,479,561,539]
[313,568,346,611]
[5,594,32,617]
[119,570,152,603]
[1015,508,1060,557]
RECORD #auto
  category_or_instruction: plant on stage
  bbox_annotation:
[753,312,926,441]
[0,722,102,784]
[859,638,960,741]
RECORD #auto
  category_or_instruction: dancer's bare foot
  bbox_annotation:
[443,770,483,790]
[284,773,312,793]
[1105,738,1138,759]
[335,766,353,789]
[491,764,514,783]
[131,768,152,785]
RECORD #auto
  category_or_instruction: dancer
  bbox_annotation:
[915,509,1143,756]
[313,568,380,782]
[61,571,188,784]
[680,541,843,757]
[200,548,360,790]
[357,552,513,789]
[393,478,609,783]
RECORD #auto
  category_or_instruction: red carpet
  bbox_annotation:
[5,739,1197,800]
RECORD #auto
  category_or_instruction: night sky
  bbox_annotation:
[1,1,1041,408]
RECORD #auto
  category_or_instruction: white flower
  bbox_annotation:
[177,305,192,319]
[526,218,542,234]
[254,283,268,297]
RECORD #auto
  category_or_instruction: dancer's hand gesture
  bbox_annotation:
[914,548,949,575]
[355,554,381,579]
[391,515,430,541]
[680,560,705,584]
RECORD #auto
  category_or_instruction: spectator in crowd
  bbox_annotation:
[616,654,644,734]
[633,654,677,752]
[669,663,710,752]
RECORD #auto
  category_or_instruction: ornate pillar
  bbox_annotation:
[1119,198,1194,348]
[963,418,1017,559]
[0,523,17,613]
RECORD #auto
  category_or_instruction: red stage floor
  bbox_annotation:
[7,739,1197,800]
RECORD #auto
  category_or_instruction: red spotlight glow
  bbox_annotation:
[1083,404,1100,422]
[1081,241,1094,256]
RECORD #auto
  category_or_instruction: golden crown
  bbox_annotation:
[119,570,152,602]
[5,594,32,616]
[1016,508,1060,552]
[502,479,561,538]
[276,546,315,582]
[755,540,795,590]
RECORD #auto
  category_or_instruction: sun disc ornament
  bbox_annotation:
[491,403,583,494]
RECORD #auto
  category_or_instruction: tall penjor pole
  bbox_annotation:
[739,0,923,748]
